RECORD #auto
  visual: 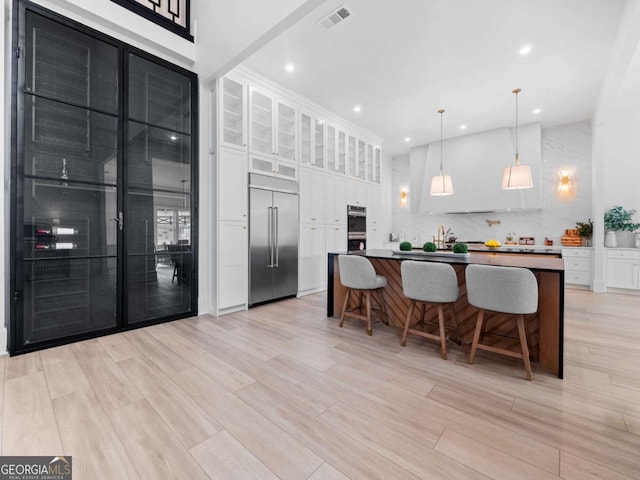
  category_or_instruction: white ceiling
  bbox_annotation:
[243,0,625,156]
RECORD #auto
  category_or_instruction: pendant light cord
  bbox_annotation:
[513,88,521,165]
[439,109,444,174]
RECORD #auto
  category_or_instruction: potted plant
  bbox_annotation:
[575,219,593,247]
[604,206,640,247]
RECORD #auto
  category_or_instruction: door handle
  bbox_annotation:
[267,206,273,267]
[111,212,123,231]
[274,207,279,267]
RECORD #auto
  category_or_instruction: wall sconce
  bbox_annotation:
[558,172,574,198]
[400,188,408,207]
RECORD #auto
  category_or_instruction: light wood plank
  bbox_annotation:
[53,389,139,480]
[71,339,143,411]
[307,463,350,480]
[560,451,634,480]
[3,372,62,455]
[40,345,91,399]
[624,414,640,436]
[109,399,208,480]
[173,367,323,480]
[435,429,561,480]
[123,329,192,376]
[98,333,142,363]
[189,430,279,480]
[5,351,42,381]
[118,355,222,449]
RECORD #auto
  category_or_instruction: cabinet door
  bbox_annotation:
[347,179,366,207]
[327,125,338,172]
[607,259,638,289]
[326,175,348,224]
[367,225,383,249]
[374,146,381,184]
[299,224,325,291]
[337,130,347,174]
[275,160,298,180]
[276,100,297,161]
[220,77,246,149]
[366,184,381,225]
[218,221,248,308]
[300,168,325,223]
[314,118,325,168]
[357,139,366,180]
[326,225,347,253]
[366,144,375,182]
[218,146,247,221]
[249,87,274,156]
[347,134,357,177]
[300,112,312,166]
[249,153,277,177]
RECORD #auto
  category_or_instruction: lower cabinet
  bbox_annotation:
[562,248,593,287]
[326,224,347,254]
[218,221,248,309]
[606,249,639,290]
[299,224,325,293]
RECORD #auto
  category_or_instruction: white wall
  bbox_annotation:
[391,121,592,247]
[592,0,640,292]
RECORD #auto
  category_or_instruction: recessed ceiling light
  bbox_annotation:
[170,135,178,141]
[532,108,542,114]
[518,44,533,56]
[285,62,295,73]
[459,125,467,130]
[353,105,362,113]
[404,137,411,142]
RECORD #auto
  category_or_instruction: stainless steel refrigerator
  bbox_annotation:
[249,174,299,306]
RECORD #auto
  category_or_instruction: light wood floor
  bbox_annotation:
[2,289,640,479]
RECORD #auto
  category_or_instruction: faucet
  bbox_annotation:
[437,225,446,249]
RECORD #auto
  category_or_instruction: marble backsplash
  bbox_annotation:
[390,121,593,246]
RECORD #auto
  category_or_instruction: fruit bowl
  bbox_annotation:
[484,239,502,249]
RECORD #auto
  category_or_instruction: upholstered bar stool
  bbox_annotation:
[466,264,538,380]
[400,261,460,359]
[338,255,389,335]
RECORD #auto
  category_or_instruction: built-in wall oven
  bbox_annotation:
[347,205,366,251]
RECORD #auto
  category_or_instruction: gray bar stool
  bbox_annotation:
[338,255,389,336]
[466,264,538,380]
[400,261,460,359]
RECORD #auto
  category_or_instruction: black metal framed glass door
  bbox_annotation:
[10,1,198,354]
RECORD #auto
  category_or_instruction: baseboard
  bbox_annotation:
[297,287,326,297]
[0,327,7,355]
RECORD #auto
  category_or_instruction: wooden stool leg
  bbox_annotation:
[523,315,534,361]
[468,309,485,364]
[366,291,372,336]
[437,304,447,360]
[401,300,415,346]
[517,314,533,381]
[339,288,350,327]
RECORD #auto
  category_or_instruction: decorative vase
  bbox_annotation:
[605,231,617,248]
[636,233,640,249]
[616,231,635,248]
[581,237,592,247]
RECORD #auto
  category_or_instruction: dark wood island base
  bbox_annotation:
[328,250,565,378]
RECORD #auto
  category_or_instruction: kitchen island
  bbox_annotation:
[327,249,565,378]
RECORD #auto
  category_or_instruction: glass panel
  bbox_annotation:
[251,156,274,175]
[277,102,296,161]
[127,190,191,255]
[277,163,296,179]
[24,96,117,184]
[23,257,117,345]
[127,121,191,192]
[357,139,366,180]
[24,179,117,258]
[128,54,192,133]
[300,113,312,165]
[337,131,346,174]
[348,135,356,177]
[251,90,273,155]
[25,12,119,113]
[127,252,192,323]
[327,126,336,171]
[314,119,325,168]
[222,78,244,147]
[367,144,374,181]
[375,147,381,183]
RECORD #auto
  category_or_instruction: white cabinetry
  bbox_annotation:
[347,178,366,207]
[218,146,247,222]
[326,225,347,254]
[219,76,246,150]
[300,168,325,224]
[300,110,325,169]
[249,86,297,162]
[562,248,592,287]
[606,249,639,290]
[325,174,348,225]
[218,221,248,309]
[299,224,326,292]
[366,184,383,248]
[249,152,298,180]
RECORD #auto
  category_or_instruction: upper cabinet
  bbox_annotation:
[300,110,325,169]
[347,134,357,177]
[248,86,298,163]
[219,76,246,150]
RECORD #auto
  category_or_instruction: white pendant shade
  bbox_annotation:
[430,173,454,196]
[501,164,533,190]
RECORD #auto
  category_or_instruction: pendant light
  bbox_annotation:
[430,109,454,196]
[502,88,533,189]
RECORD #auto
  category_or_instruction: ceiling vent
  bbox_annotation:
[318,5,351,30]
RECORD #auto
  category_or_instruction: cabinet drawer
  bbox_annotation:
[565,271,590,286]
[562,248,592,259]
[564,257,591,272]
[607,249,639,260]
